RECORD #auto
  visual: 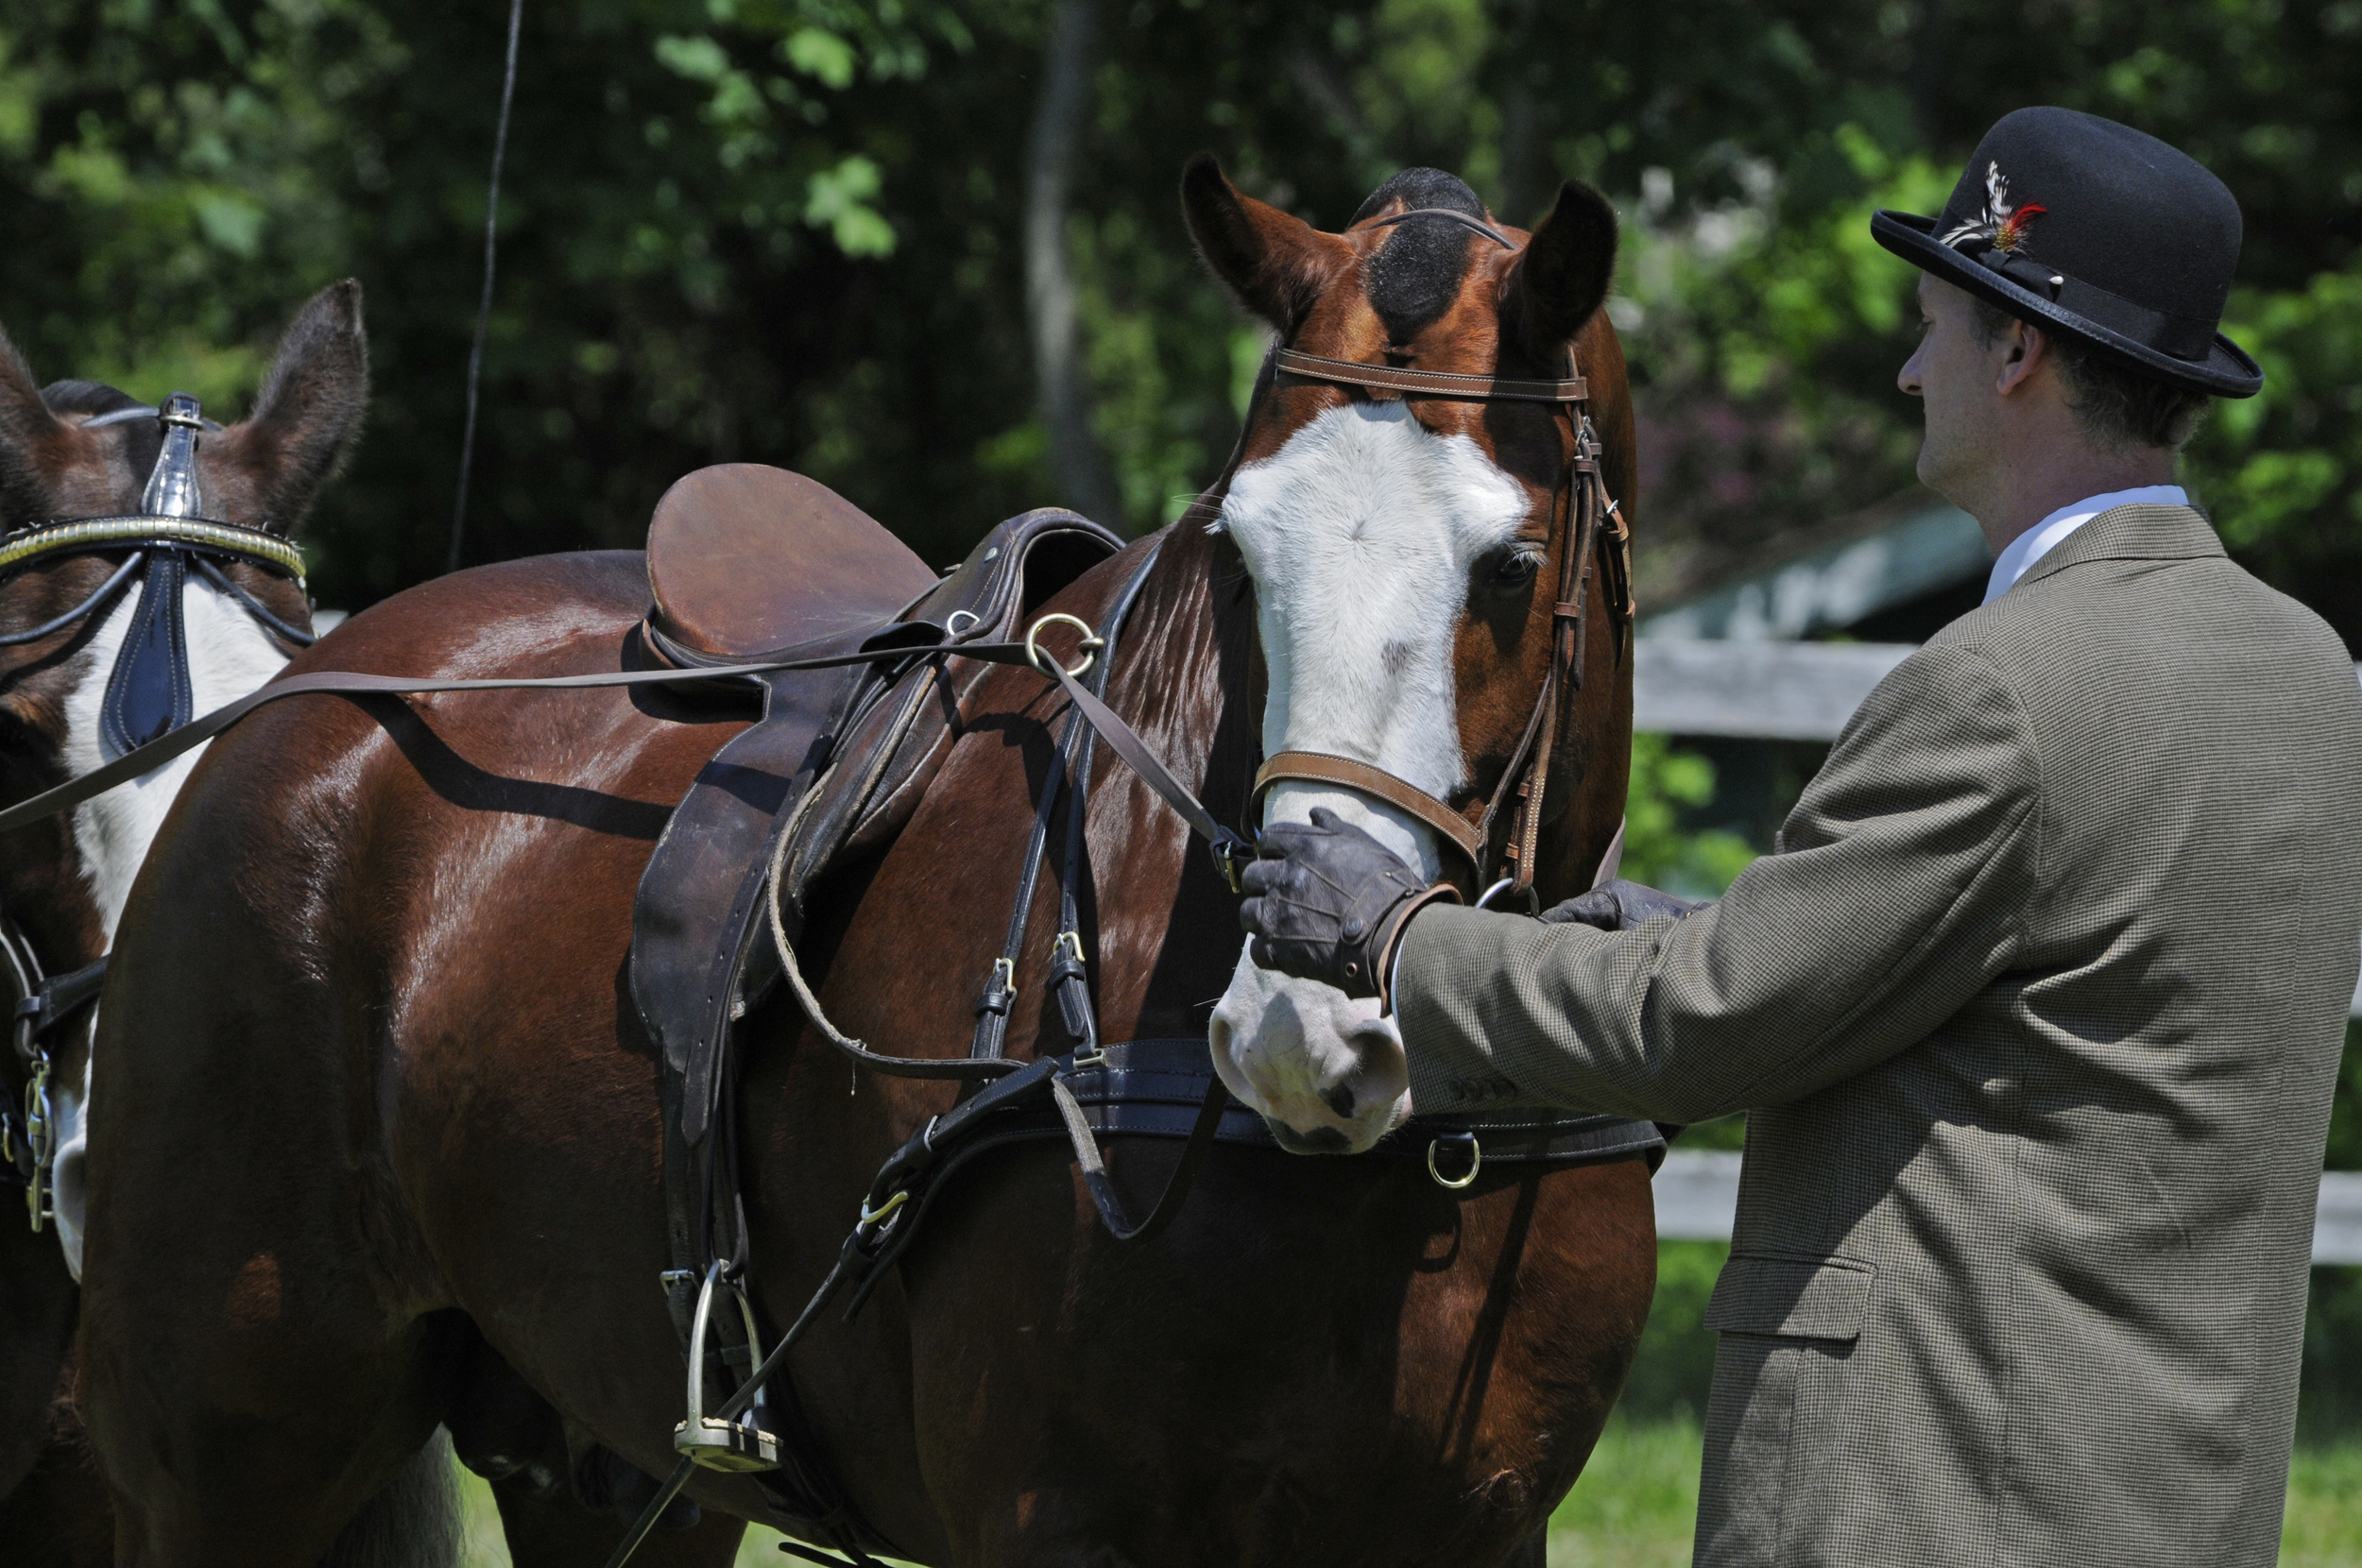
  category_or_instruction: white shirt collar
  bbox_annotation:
[1981,485,2188,605]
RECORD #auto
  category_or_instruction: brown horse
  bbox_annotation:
[0,283,366,1564]
[77,161,1655,1567]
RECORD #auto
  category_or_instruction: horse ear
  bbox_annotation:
[216,279,368,535]
[0,323,67,524]
[1181,153,1350,336]
[1501,179,1618,357]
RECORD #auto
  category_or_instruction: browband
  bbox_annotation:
[1274,349,1588,405]
[0,516,306,583]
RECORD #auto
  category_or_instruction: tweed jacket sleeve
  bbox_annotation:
[1395,639,2044,1121]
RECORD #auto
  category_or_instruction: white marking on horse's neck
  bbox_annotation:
[60,576,291,938]
[1207,399,1528,1151]
[49,573,290,1278]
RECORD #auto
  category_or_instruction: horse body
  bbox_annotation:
[78,162,1659,1567]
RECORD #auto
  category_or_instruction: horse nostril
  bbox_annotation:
[1272,1122,1353,1155]
[1321,1082,1357,1119]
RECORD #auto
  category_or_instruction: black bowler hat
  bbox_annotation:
[1873,107,2262,398]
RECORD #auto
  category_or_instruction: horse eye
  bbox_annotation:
[1490,549,1542,588]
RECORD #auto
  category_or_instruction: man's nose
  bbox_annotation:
[1897,347,1925,398]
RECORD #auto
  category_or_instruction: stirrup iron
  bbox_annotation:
[674,1262,782,1472]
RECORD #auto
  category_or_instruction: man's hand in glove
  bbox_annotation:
[1238,807,1461,1000]
[1542,878,1709,931]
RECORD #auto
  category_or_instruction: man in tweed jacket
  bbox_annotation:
[1240,110,2362,1565]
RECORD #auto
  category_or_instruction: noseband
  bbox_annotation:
[1244,211,1634,901]
[0,392,315,750]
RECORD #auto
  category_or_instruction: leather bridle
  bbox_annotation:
[1242,217,1634,903]
[1,392,317,739]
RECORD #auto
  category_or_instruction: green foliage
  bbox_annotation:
[1620,732,1756,900]
[2330,1023,2362,1173]
[1614,1238,1728,1425]
[9,0,2362,643]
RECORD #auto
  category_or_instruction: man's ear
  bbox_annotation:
[214,279,369,534]
[1994,317,2050,397]
[1180,154,1353,337]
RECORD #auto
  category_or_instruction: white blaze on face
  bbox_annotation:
[1207,399,1529,1153]
[46,577,291,1279]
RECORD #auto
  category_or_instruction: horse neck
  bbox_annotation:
[1083,516,1262,1038]
[53,573,291,945]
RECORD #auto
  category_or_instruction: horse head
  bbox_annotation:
[1184,158,1635,1154]
[0,281,367,938]
[0,281,366,1270]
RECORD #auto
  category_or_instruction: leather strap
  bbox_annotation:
[0,634,1052,840]
[1361,206,1516,249]
[1033,638,1254,891]
[0,515,306,581]
[1250,751,1483,882]
[1275,349,1587,404]
[100,550,195,753]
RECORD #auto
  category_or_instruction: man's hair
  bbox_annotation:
[1966,297,2214,452]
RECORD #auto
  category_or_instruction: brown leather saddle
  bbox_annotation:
[625,465,1124,1554]
[630,465,1124,1145]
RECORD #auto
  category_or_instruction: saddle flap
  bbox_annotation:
[781,509,1127,904]
[646,465,938,660]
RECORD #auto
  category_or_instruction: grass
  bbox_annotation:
[1547,1422,2362,1568]
[1548,1416,1703,1567]
[2282,1442,2362,1568]
[454,1433,2362,1567]
[449,1466,872,1567]
[454,1239,2362,1567]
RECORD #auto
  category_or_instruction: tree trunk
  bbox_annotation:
[1024,0,1123,528]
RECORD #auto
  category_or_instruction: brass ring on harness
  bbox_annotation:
[1024,612,1104,679]
[1427,1133,1482,1190]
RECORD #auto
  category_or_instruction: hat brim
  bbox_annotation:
[1872,210,2263,399]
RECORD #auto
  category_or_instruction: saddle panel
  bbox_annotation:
[645,464,937,660]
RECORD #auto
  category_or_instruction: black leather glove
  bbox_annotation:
[1239,807,1460,999]
[1540,878,1709,931]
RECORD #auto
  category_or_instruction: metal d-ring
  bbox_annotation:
[1476,878,1541,914]
[1427,1132,1482,1189]
[1024,612,1104,679]
[945,609,981,637]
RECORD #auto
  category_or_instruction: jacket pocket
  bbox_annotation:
[1703,1253,1875,1343]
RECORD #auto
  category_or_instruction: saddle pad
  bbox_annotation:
[646,464,938,659]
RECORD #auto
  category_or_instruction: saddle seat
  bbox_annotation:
[644,464,937,663]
